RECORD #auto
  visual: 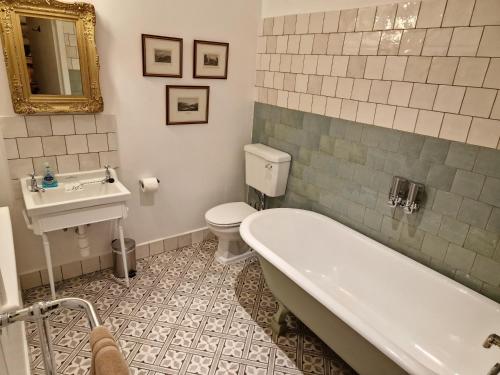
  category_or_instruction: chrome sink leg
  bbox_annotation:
[42,232,56,299]
[117,218,130,288]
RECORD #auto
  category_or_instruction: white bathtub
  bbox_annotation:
[240,208,500,375]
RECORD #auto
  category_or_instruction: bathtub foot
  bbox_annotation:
[271,301,290,335]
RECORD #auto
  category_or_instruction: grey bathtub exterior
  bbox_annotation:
[258,256,407,375]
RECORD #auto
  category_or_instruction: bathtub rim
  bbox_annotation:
[240,207,499,375]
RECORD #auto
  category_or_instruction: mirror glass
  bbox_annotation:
[20,16,83,96]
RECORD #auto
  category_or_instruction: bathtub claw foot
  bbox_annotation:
[271,301,290,335]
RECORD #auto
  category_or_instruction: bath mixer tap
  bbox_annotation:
[257,191,267,211]
[29,172,45,192]
[484,333,500,349]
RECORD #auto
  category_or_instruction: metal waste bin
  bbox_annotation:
[111,238,136,278]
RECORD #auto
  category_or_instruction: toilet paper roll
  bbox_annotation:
[139,177,160,193]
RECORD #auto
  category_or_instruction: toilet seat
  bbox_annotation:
[205,202,256,227]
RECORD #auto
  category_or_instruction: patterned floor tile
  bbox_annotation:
[24,240,357,375]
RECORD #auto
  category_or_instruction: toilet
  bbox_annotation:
[205,143,291,264]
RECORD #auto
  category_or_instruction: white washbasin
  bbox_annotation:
[20,168,133,299]
[21,168,131,217]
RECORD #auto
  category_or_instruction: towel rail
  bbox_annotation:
[0,297,101,375]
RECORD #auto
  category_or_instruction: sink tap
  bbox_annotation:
[29,173,45,192]
[102,165,114,184]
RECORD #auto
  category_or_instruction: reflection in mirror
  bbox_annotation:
[20,16,83,96]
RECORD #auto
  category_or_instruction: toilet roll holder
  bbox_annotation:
[139,178,160,189]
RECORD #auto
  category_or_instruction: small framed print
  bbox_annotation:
[193,40,229,79]
[166,85,210,125]
[142,34,183,77]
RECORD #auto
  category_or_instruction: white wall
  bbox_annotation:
[90,0,259,243]
[262,0,410,17]
[0,0,260,274]
[0,50,13,208]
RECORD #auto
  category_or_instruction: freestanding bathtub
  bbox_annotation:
[240,208,500,375]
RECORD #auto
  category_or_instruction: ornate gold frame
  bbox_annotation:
[0,0,103,114]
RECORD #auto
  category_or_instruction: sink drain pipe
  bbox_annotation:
[75,225,90,257]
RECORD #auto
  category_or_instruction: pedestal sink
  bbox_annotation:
[20,168,131,299]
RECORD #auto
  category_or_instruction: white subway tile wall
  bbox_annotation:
[0,114,119,181]
[253,103,500,301]
[256,0,500,149]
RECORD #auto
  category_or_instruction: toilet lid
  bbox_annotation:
[205,202,257,226]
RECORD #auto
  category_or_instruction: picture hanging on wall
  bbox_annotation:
[142,34,183,77]
[166,85,210,125]
[193,40,229,79]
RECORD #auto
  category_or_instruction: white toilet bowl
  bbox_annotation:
[205,144,291,264]
[205,202,257,264]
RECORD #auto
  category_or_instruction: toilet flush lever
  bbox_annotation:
[265,164,273,169]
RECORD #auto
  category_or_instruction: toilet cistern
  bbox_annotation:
[205,144,291,265]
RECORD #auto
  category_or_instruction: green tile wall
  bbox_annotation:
[252,102,500,302]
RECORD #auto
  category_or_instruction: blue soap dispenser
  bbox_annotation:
[42,162,58,188]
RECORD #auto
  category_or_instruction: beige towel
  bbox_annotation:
[89,326,129,375]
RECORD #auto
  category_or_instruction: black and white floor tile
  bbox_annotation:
[24,240,356,375]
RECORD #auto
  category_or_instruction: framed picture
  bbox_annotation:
[142,34,183,77]
[166,85,210,125]
[193,40,229,79]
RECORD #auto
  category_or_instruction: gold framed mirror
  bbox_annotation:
[0,0,103,114]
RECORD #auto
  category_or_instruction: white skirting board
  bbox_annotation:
[19,227,214,291]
